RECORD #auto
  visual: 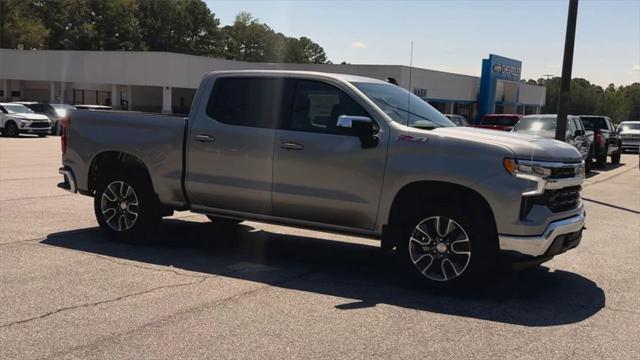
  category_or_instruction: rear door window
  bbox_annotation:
[206,77,292,129]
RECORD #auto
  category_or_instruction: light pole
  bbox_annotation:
[555,0,579,142]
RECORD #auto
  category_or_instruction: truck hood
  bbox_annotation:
[9,113,50,121]
[432,127,583,163]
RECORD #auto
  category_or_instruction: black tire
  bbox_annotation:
[394,196,498,290]
[94,170,162,243]
[611,150,621,164]
[595,146,607,169]
[206,215,242,227]
[585,148,592,174]
[5,122,19,137]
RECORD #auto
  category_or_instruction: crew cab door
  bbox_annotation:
[272,79,387,230]
[186,76,290,214]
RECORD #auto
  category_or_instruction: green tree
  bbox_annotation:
[534,77,640,123]
[0,0,49,49]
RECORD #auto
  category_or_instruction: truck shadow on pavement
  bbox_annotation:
[42,219,605,328]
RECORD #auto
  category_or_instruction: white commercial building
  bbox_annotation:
[0,49,545,121]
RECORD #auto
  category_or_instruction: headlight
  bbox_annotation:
[20,120,29,127]
[504,158,585,196]
[503,159,552,179]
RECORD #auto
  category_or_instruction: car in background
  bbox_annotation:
[578,115,621,167]
[74,104,112,110]
[444,114,470,126]
[15,102,75,135]
[473,113,522,131]
[617,121,640,152]
[512,114,594,173]
[0,103,51,137]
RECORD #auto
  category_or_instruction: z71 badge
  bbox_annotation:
[397,134,429,143]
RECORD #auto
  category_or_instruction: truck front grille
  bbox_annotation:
[520,186,582,219]
[550,167,579,179]
[545,186,582,212]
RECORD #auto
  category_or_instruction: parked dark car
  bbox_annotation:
[578,115,621,167]
[473,114,522,131]
[512,114,594,173]
[444,114,470,126]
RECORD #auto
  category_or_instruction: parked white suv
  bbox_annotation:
[617,121,640,152]
[0,103,51,137]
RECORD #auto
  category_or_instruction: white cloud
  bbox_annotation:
[351,41,367,49]
[632,64,640,71]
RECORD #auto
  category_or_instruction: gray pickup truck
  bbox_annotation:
[59,70,586,288]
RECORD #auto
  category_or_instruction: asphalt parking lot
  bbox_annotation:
[1,135,638,359]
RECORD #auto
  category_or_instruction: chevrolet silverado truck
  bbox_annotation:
[58,71,586,288]
[579,115,622,167]
[512,114,594,173]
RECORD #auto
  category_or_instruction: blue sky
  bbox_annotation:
[206,0,640,87]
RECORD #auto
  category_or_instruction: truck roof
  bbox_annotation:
[204,70,390,84]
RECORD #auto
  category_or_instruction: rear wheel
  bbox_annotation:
[94,171,162,243]
[395,198,498,290]
[585,147,592,174]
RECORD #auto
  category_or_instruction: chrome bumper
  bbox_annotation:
[58,167,77,193]
[499,211,586,257]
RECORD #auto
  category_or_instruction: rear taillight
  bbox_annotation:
[595,132,605,145]
[61,117,70,154]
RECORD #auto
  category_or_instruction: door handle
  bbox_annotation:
[194,134,214,143]
[280,141,304,150]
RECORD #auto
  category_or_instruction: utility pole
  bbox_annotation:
[555,0,579,141]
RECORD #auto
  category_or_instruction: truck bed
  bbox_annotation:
[63,110,188,206]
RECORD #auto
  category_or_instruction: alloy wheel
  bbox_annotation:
[408,216,471,282]
[100,181,139,231]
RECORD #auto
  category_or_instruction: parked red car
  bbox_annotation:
[473,114,522,131]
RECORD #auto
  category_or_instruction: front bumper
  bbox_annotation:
[20,127,51,134]
[498,210,585,257]
[620,140,640,150]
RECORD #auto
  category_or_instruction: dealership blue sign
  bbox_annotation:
[477,54,522,122]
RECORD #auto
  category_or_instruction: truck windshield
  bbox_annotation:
[513,117,558,132]
[352,82,454,129]
[580,117,607,129]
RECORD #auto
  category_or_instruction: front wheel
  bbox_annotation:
[396,201,498,289]
[5,122,19,137]
[611,151,621,164]
[94,172,161,243]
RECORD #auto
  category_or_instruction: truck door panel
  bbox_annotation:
[186,77,291,214]
[272,79,387,230]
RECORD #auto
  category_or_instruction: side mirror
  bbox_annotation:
[337,115,378,148]
[575,129,585,136]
